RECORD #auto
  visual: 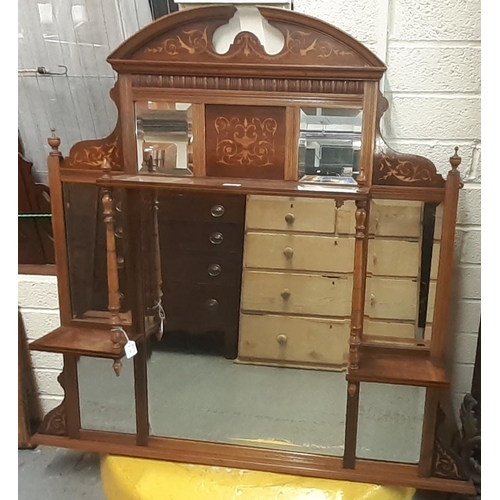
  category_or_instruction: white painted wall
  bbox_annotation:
[19,1,480,417]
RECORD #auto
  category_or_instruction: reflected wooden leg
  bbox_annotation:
[343,381,360,469]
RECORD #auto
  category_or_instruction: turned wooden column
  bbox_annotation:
[101,160,126,376]
[349,199,369,370]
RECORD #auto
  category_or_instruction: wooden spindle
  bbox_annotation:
[102,185,125,376]
[348,199,368,370]
[152,190,164,340]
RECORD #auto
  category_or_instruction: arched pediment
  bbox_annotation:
[108,6,386,79]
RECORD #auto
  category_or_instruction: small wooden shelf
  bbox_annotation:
[29,326,131,359]
[97,174,368,200]
[346,351,449,388]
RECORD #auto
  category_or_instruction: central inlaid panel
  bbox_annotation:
[205,104,287,179]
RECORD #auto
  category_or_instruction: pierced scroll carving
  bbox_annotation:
[144,27,354,62]
[373,93,445,188]
[432,394,480,497]
[38,370,67,436]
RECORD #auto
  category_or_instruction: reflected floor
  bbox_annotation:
[149,350,347,456]
[79,351,425,463]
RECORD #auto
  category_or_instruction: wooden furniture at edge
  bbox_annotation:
[27,6,475,496]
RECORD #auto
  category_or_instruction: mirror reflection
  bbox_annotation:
[135,101,193,175]
[357,383,426,463]
[365,200,443,343]
[78,356,136,434]
[298,108,362,183]
[63,184,130,322]
[147,338,347,456]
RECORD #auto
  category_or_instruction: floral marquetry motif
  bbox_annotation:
[144,28,209,56]
[65,129,122,170]
[206,105,286,179]
[214,116,278,167]
[373,93,445,188]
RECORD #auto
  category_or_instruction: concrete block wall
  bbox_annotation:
[18,275,63,416]
[295,0,481,413]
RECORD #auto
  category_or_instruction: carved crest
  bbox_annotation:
[109,6,385,77]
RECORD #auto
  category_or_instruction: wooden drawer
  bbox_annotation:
[238,314,349,368]
[365,277,418,321]
[430,242,440,280]
[367,239,420,277]
[369,200,422,238]
[160,220,244,254]
[363,318,416,339]
[245,195,355,234]
[163,283,241,335]
[161,252,243,287]
[244,232,355,273]
[426,281,437,323]
[159,192,246,224]
[241,270,352,317]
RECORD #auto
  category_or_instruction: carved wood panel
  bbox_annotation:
[372,93,445,188]
[205,104,286,179]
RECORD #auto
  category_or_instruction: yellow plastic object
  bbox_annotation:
[101,455,416,500]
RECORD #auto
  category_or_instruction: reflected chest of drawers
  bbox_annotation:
[158,192,246,358]
[238,195,356,371]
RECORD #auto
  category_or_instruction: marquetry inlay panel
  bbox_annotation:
[205,104,286,179]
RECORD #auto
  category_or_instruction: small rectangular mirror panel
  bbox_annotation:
[136,101,193,175]
[298,108,362,184]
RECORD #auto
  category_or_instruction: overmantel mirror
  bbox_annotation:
[29,5,476,496]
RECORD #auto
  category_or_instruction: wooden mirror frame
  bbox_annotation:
[29,6,476,496]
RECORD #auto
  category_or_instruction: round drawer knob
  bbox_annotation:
[114,227,123,238]
[283,247,294,259]
[209,232,224,245]
[281,288,291,299]
[284,213,295,224]
[277,334,288,345]
[205,299,219,311]
[207,263,222,277]
[210,204,225,217]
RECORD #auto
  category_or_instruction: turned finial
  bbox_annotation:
[449,146,462,171]
[48,128,61,156]
[112,359,122,377]
[101,158,112,179]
